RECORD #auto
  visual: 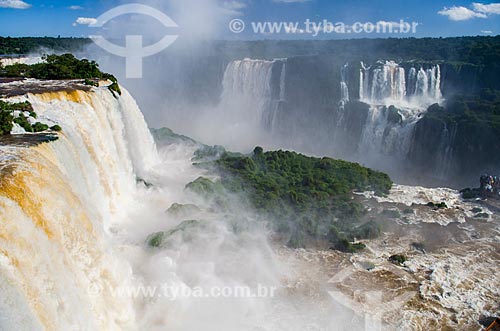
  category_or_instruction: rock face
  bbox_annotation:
[230,57,499,187]
[122,39,500,187]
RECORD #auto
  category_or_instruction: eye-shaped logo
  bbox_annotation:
[89,4,179,78]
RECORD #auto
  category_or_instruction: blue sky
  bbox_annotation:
[0,0,499,39]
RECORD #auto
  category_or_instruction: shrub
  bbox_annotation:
[352,221,381,240]
[0,110,13,135]
[32,122,49,132]
[426,202,448,209]
[14,115,33,132]
[0,100,33,112]
[185,177,224,198]
[84,79,99,87]
[50,125,62,132]
[389,254,408,266]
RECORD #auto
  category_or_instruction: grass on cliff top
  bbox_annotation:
[0,53,121,95]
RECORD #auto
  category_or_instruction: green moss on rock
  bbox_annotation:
[32,122,49,132]
[389,254,408,266]
[166,203,201,217]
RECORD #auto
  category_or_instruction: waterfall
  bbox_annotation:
[279,60,287,102]
[220,59,275,125]
[270,59,287,131]
[219,58,286,132]
[359,62,370,102]
[357,105,420,168]
[339,63,350,108]
[435,123,457,180]
[407,67,417,96]
[359,61,442,107]
[0,87,158,330]
[335,62,350,141]
[353,60,444,171]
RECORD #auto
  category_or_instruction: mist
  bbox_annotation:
[81,5,494,189]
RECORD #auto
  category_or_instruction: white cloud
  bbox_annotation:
[0,0,31,9]
[473,2,500,14]
[438,6,487,21]
[73,17,97,26]
[221,0,247,16]
[481,29,494,33]
[69,5,83,10]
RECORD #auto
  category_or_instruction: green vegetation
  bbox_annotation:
[50,125,62,132]
[0,100,33,112]
[460,188,481,199]
[0,100,35,135]
[1,36,499,66]
[216,36,500,66]
[193,145,227,161]
[185,177,225,199]
[166,203,201,217]
[0,100,60,135]
[107,76,122,96]
[426,202,448,209]
[425,89,500,139]
[188,146,392,251]
[0,37,90,55]
[151,127,198,146]
[415,89,500,179]
[13,115,33,132]
[0,110,13,135]
[389,254,408,266]
[0,54,121,95]
[32,122,49,133]
[327,227,367,253]
[147,220,206,248]
[84,79,99,87]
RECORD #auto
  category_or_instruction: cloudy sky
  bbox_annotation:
[0,0,498,38]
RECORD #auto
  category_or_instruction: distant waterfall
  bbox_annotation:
[279,60,287,101]
[335,63,350,140]
[357,105,420,164]
[339,63,350,108]
[219,58,286,131]
[360,61,442,107]
[359,62,370,101]
[435,123,458,180]
[353,60,444,168]
[270,59,287,131]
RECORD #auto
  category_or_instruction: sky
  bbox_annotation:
[0,0,499,39]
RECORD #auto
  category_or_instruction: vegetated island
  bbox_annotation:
[150,129,393,253]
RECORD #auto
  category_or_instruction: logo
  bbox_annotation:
[89,4,179,78]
